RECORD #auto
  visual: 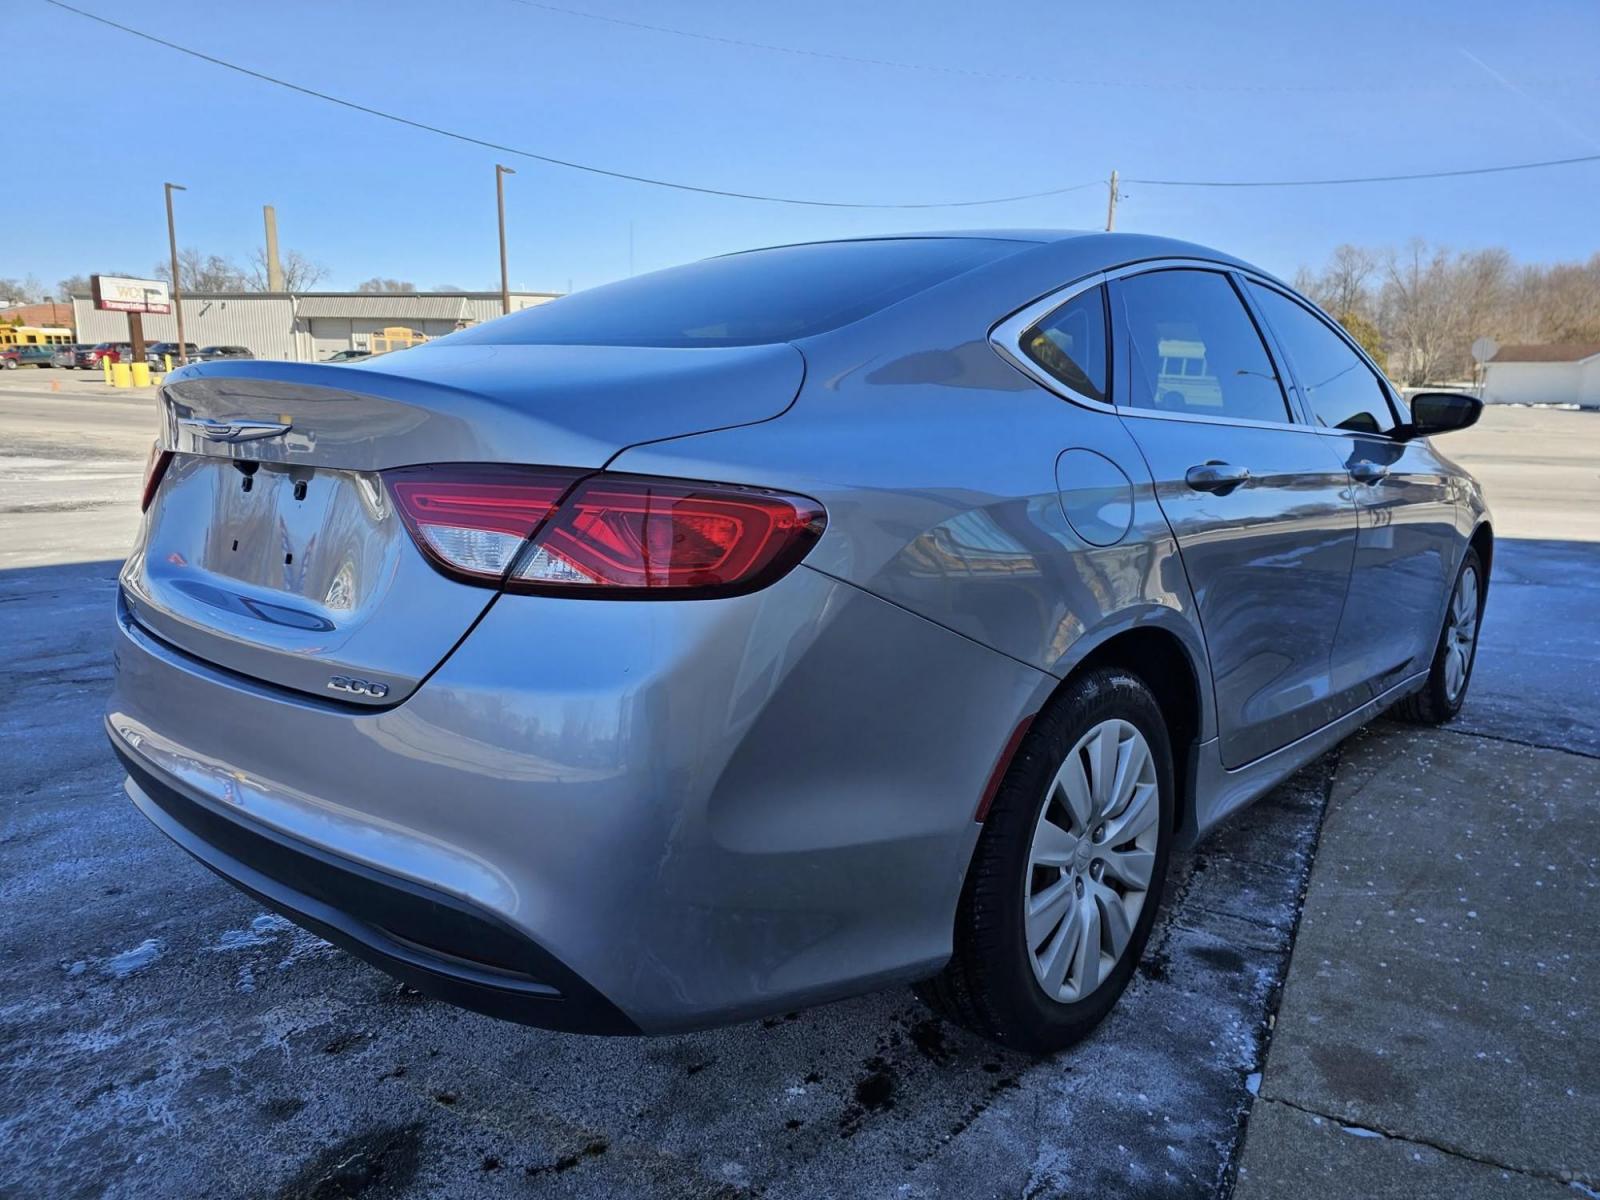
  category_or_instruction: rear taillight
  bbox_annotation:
[141,445,174,512]
[386,465,825,599]
[387,465,579,583]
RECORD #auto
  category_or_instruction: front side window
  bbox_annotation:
[1247,282,1397,435]
[1021,286,1108,402]
[1114,270,1291,424]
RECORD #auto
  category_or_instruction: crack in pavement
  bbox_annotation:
[1257,1095,1598,1192]
[1429,722,1600,762]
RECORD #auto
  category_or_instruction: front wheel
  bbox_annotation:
[919,669,1174,1054]
[1394,547,1484,726]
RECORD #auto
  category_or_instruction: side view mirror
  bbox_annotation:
[1399,391,1482,439]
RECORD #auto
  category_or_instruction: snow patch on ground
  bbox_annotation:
[208,913,295,952]
[104,939,161,978]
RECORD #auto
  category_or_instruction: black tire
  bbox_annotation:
[1393,546,1484,726]
[918,668,1175,1054]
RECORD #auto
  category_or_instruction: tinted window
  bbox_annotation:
[1247,282,1396,434]
[1115,270,1290,424]
[1022,286,1108,402]
[450,238,1027,348]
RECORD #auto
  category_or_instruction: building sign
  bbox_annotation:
[91,275,172,314]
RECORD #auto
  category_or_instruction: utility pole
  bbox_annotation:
[263,205,285,292]
[496,164,516,315]
[164,182,187,362]
[1105,170,1120,232]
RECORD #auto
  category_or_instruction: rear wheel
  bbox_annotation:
[1394,547,1483,726]
[919,669,1174,1054]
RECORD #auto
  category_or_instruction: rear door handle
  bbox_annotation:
[1185,462,1252,494]
[1349,461,1389,484]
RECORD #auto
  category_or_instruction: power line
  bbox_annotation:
[41,2,1600,206]
[39,0,1101,210]
[1127,153,1600,188]
[503,0,1600,95]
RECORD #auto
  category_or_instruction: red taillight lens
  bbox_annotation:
[387,465,580,583]
[384,465,825,599]
[141,445,174,512]
[515,476,826,597]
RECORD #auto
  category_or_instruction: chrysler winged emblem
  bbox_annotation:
[179,417,293,443]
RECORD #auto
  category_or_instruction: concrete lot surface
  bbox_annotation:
[1,369,1596,1198]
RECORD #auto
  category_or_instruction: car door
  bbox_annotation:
[1243,279,1458,700]
[1107,266,1359,768]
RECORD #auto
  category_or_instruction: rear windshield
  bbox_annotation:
[452,238,1028,348]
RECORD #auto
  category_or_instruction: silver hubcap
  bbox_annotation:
[1025,719,1159,1004]
[1443,565,1480,703]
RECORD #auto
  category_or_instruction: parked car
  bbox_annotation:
[109,233,1491,1052]
[1,345,55,368]
[80,342,133,368]
[52,344,88,369]
[145,342,200,366]
[322,348,372,363]
[194,345,254,362]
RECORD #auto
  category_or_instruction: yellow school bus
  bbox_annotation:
[0,325,74,347]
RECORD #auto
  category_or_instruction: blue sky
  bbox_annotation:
[6,0,1599,295]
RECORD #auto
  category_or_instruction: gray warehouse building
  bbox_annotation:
[70,289,559,362]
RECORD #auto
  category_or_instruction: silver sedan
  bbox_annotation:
[107,232,1490,1052]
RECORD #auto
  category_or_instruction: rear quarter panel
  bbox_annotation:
[611,235,1219,739]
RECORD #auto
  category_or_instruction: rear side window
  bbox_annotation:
[450,238,1027,348]
[1246,282,1397,435]
[1022,286,1108,402]
[1114,270,1291,424]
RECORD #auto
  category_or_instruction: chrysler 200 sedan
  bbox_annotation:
[107,232,1489,1052]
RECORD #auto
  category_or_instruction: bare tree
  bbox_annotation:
[0,275,45,305]
[356,277,418,294]
[247,248,329,292]
[1298,241,1600,384]
[56,274,92,300]
[1380,240,1458,386]
[155,248,251,292]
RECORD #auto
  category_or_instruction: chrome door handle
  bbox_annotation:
[1185,462,1252,494]
[1349,461,1389,484]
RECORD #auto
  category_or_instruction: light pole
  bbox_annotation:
[496,164,516,316]
[164,182,187,362]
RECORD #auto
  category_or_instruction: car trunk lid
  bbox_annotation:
[120,343,804,704]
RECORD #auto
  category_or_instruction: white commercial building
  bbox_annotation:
[1482,343,1600,407]
[70,290,559,362]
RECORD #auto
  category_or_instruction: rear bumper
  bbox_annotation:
[114,739,638,1033]
[108,566,1051,1033]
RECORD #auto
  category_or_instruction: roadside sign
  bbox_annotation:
[91,275,172,314]
[1471,336,1499,364]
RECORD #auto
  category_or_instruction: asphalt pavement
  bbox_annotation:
[0,370,1595,1198]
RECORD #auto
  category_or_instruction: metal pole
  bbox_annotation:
[164,182,187,362]
[496,164,516,316]
[263,204,285,292]
[1105,170,1119,232]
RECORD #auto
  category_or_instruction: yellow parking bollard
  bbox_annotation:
[111,362,132,389]
[102,357,113,385]
[163,354,172,372]
[131,362,151,388]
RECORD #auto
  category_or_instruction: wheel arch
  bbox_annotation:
[1468,520,1493,592]
[1007,614,1210,841]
